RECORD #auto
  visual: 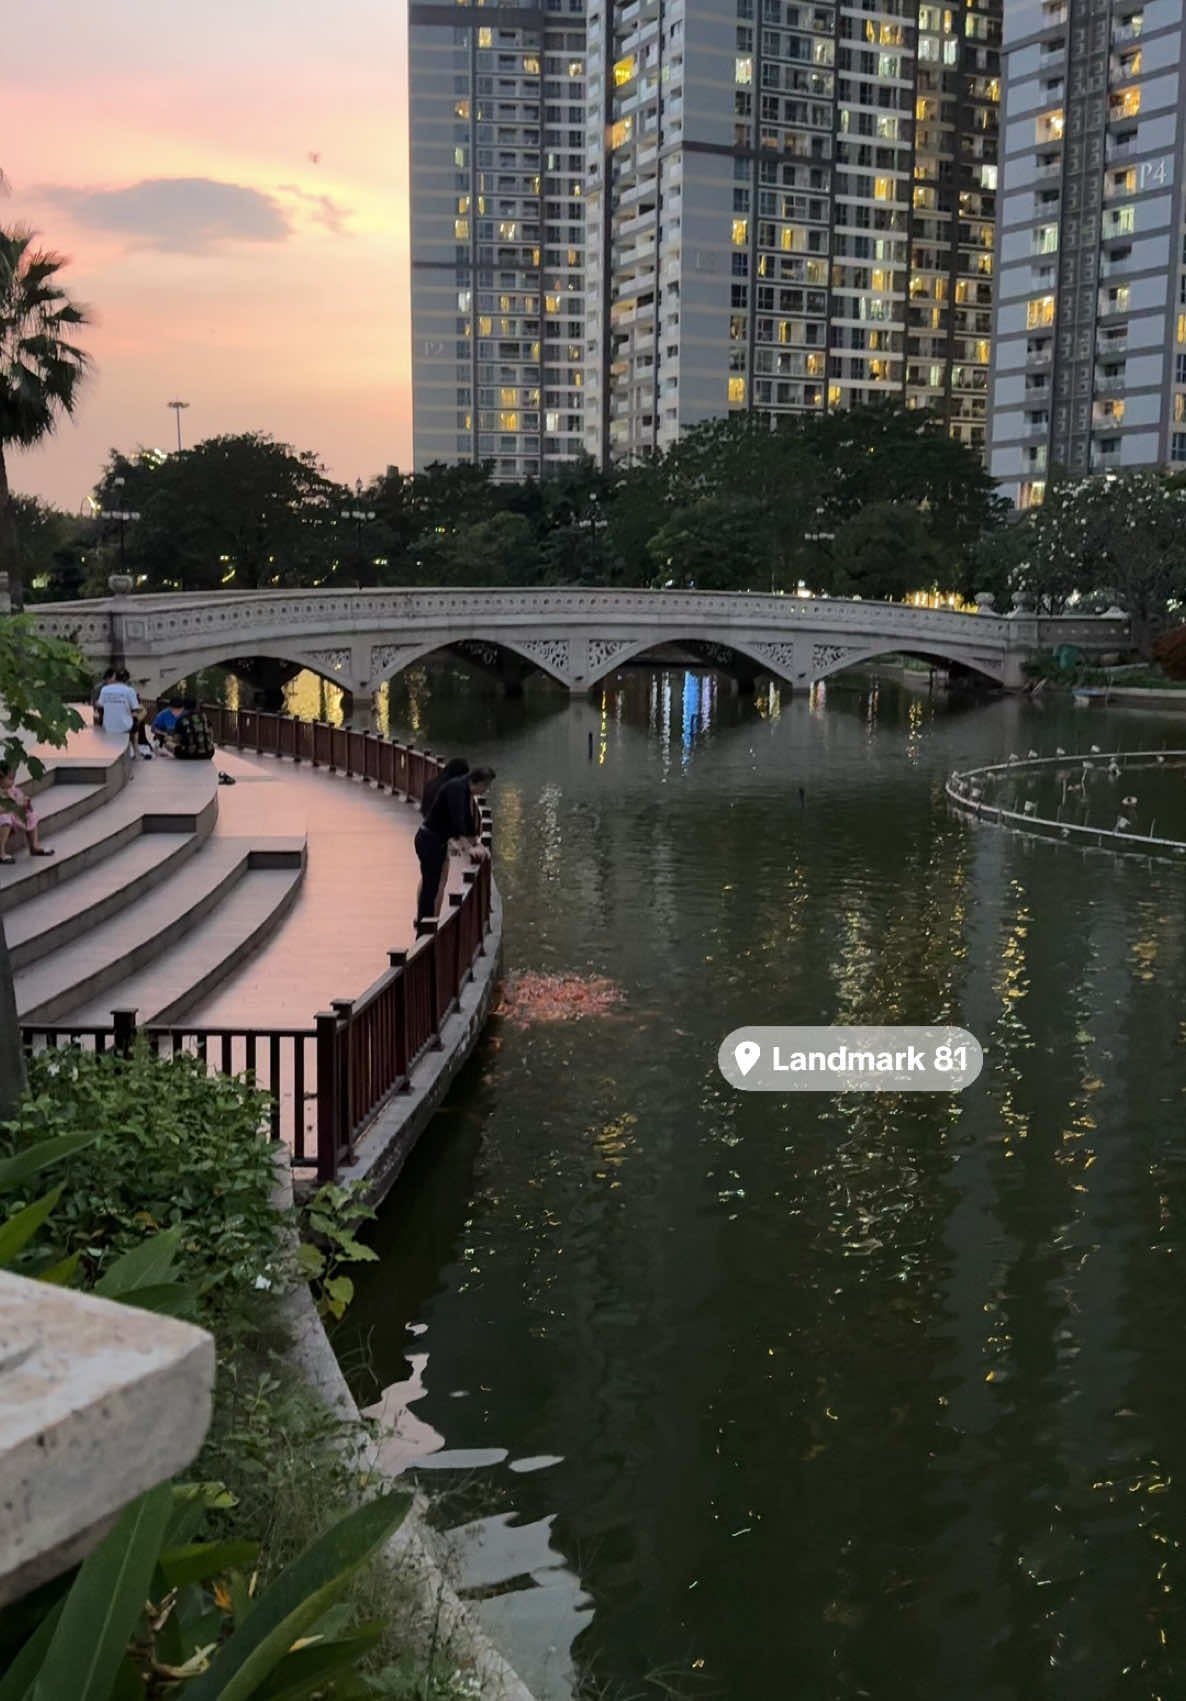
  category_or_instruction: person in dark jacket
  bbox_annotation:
[419,757,469,820]
[414,766,494,923]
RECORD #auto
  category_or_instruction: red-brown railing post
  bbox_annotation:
[389,949,411,1089]
[331,999,355,1156]
[315,1010,340,1181]
[415,920,443,1045]
[112,1007,138,1059]
[448,892,464,998]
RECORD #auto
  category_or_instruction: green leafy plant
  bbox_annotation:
[0,1482,410,1699]
[297,1183,380,1322]
[2,1046,285,1313]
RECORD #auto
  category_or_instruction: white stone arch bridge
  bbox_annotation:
[30,588,1130,700]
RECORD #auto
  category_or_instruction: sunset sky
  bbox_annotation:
[4,0,411,510]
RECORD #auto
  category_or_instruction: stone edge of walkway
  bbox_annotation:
[273,1108,539,1701]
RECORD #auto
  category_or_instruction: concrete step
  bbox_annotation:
[5,832,207,971]
[0,770,218,916]
[64,860,305,1029]
[15,839,301,1025]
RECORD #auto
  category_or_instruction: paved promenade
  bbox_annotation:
[15,722,460,1032]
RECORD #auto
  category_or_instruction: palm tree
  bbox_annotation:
[0,228,91,609]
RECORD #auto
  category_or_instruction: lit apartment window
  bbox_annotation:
[1174,394,1186,422]
[874,177,893,201]
[732,218,748,246]
[1120,47,1142,74]
[455,218,470,239]
[1178,314,1186,343]
[455,98,471,118]
[1104,205,1136,236]
[478,27,492,45]
[1173,433,1186,462]
[609,117,632,149]
[478,316,492,335]
[1019,480,1046,509]
[828,384,843,406]
[735,56,753,83]
[500,387,518,406]
[728,376,746,403]
[613,54,635,84]
[1026,294,1056,328]
[1099,398,1125,421]
[498,410,520,431]
[1036,110,1064,143]
[1111,87,1141,119]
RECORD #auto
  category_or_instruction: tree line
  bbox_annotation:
[6,217,1186,654]
[16,406,1009,606]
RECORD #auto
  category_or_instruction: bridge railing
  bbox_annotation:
[20,709,494,1183]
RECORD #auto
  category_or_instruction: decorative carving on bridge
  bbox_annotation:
[516,637,570,676]
[451,640,504,668]
[812,643,858,672]
[370,643,423,678]
[587,638,638,674]
[304,647,352,675]
[747,642,798,675]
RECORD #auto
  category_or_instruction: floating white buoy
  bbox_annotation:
[1027,748,1038,758]
[1122,795,1137,807]
[1090,745,1101,754]
[1008,752,1019,763]
[970,787,982,801]
[1055,746,1066,756]
[1023,800,1037,815]
[1116,816,1130,831]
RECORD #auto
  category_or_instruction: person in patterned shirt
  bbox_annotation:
[170,700,216,761]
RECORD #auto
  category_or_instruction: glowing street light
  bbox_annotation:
[167,399,190,452]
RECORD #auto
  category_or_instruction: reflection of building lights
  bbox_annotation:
[599,692,608,766]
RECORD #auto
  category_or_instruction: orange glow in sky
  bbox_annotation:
[2,0,411,509]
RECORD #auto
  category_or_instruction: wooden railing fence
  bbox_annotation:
[21,707,494,1180]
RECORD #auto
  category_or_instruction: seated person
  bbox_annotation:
[0,767,54,862]
[152,698,185,746]
[169,700,216,762]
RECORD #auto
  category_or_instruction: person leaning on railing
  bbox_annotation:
[414,765,494,924]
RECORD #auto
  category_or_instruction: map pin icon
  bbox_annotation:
[734,1039,761,1078]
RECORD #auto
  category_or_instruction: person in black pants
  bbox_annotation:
[414,766,494,924]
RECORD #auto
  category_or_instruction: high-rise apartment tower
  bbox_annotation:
[987,0,1186,508]
[582,0,1002,463]
[409,0,588,479]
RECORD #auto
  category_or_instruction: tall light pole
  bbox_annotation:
[98,476,140,572]
[167,399,190,452]
[341,479,376,584]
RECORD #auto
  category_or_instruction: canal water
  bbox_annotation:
[275,664,1186,1701]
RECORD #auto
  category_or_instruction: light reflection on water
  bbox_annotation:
[198,658,1186,1699]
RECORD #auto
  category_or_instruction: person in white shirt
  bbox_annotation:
[95,671,147,762]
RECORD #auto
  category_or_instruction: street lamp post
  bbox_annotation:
[341,480,376,584]
[167,400,190,452]
[98,476,140,572]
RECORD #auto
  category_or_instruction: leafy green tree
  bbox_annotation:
[0,228,91,609]
[8,494,80,600]
[819,502,944,601]
[126,433,342,591]
[646,494,775,590]
[1081,470,1186,652]
[0,615,88,1117]
[412,509,537,584]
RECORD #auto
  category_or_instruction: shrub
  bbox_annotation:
[0,1044,284,1314]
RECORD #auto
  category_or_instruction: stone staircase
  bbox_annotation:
[5,739,305,1032]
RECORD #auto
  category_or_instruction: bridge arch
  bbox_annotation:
[809,642,1005,688]
[582,631,797,689]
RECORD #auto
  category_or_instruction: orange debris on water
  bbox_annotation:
[494,971,624,1026]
